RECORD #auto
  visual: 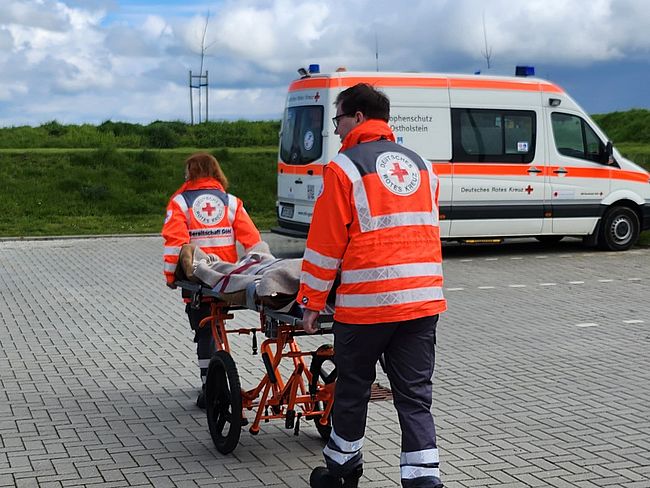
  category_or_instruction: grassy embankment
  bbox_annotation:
[0,113,648,244]
[0,147,277,236]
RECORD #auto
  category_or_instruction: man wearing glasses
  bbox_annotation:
[298,83,446,488]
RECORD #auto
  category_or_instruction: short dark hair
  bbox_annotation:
[334,83,390,121]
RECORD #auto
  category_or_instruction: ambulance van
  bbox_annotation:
[274,68,650,251]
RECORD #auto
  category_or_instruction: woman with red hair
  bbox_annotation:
[162,152,266,408]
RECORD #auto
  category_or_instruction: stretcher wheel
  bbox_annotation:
[206,350,242,454]
[309,346,337,440]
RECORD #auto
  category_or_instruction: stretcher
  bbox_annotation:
[176,280,336,455]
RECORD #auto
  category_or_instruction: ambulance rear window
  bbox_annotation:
[451,109,536,163]
[280,106,323,165]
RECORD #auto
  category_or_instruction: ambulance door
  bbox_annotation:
[277,94,327,232]
[546,111,611,235]
[449,108,545,237]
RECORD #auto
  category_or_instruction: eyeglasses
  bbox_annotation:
[332,112,354,129]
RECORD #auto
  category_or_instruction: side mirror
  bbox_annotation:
[606,141,614,165]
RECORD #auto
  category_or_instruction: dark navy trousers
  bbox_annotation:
[324,315,442,487]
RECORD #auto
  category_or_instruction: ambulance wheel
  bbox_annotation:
[535,235,564,244]
[598,206,639,251]
[206,350,242,454]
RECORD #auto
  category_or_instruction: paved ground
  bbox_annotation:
[1,235,649,487]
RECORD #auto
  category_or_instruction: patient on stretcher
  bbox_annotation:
[174,243,336,314]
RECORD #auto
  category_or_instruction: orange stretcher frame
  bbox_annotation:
[177,280,336,455]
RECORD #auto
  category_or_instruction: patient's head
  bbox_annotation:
[184,152,229,190]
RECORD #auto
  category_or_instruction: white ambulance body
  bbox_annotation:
[274,70,650,251]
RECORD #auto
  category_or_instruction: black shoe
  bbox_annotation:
[310,466,363,488]
[310,467,342,488]
[342,466,362,488]
[196,391,206,409]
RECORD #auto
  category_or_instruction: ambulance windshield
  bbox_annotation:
[280,106,323,165]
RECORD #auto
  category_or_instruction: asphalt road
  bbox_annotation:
[0,235,648,487]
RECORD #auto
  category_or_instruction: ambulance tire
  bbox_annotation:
[535,235,564,244]
[206,351,242,454]
[598,206,640,251]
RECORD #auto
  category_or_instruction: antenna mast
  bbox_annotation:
[189,11,211,124]
[481,12,493,70]
[375,32,379,72]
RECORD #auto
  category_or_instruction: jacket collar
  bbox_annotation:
[172,177,225,198]
[339,119,396,152]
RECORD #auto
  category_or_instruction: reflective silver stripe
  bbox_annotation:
[400,448,439,465]
[198,359,211,368]
[172,194,190,224]
[400,466,440,480]
[227,194,238,223]
[341,263,443,284]
[334,152,439,232]
[301,271,333,292]
[303,248,341,270]
[332,153,363,183]
[164,246,182,256]
[189,236,236,247]
[329,427,364,452]
[423,158,440,224]
[336,286,444,308]
[323,445,359,466]
[163,262,177,273]
[332,154,375,232]
[363,212,436,231]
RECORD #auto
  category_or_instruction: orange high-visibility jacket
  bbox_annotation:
[297,120,446,324]
[162,177,262,285]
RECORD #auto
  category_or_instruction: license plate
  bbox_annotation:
[280,205,294,218]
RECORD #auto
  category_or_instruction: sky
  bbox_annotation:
[0,0,649,127]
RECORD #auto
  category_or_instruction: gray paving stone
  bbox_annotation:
[1,237,650,486]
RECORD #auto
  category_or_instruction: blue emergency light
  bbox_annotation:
[308,64,320,74]
[515,66,535,77]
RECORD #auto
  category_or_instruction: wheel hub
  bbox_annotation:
[611,216,631,243]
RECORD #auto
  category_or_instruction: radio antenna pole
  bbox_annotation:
[375,32,379,72]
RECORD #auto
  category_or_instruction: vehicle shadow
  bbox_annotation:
[265,234,646,260]
[441,237,593,259]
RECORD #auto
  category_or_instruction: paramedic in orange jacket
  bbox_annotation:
[298,84,446,488]
[162,152,265,408]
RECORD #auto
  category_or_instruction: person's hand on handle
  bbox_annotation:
[302,309,321,334]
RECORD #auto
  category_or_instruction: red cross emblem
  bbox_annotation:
[525,185,534,195]
[390,162,409,183]
[314,91,320,102]
[202,202,216,216]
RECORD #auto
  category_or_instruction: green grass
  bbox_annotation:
[616,143,650,170]
[1,142,648,242]
[640,231,650,246]
[0,147,277,237]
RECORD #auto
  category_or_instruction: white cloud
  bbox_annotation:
[0,0,648,126]
[0,0,71,31]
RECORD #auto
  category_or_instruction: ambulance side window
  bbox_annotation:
[451,109,536,163]
[551,112,607,164]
